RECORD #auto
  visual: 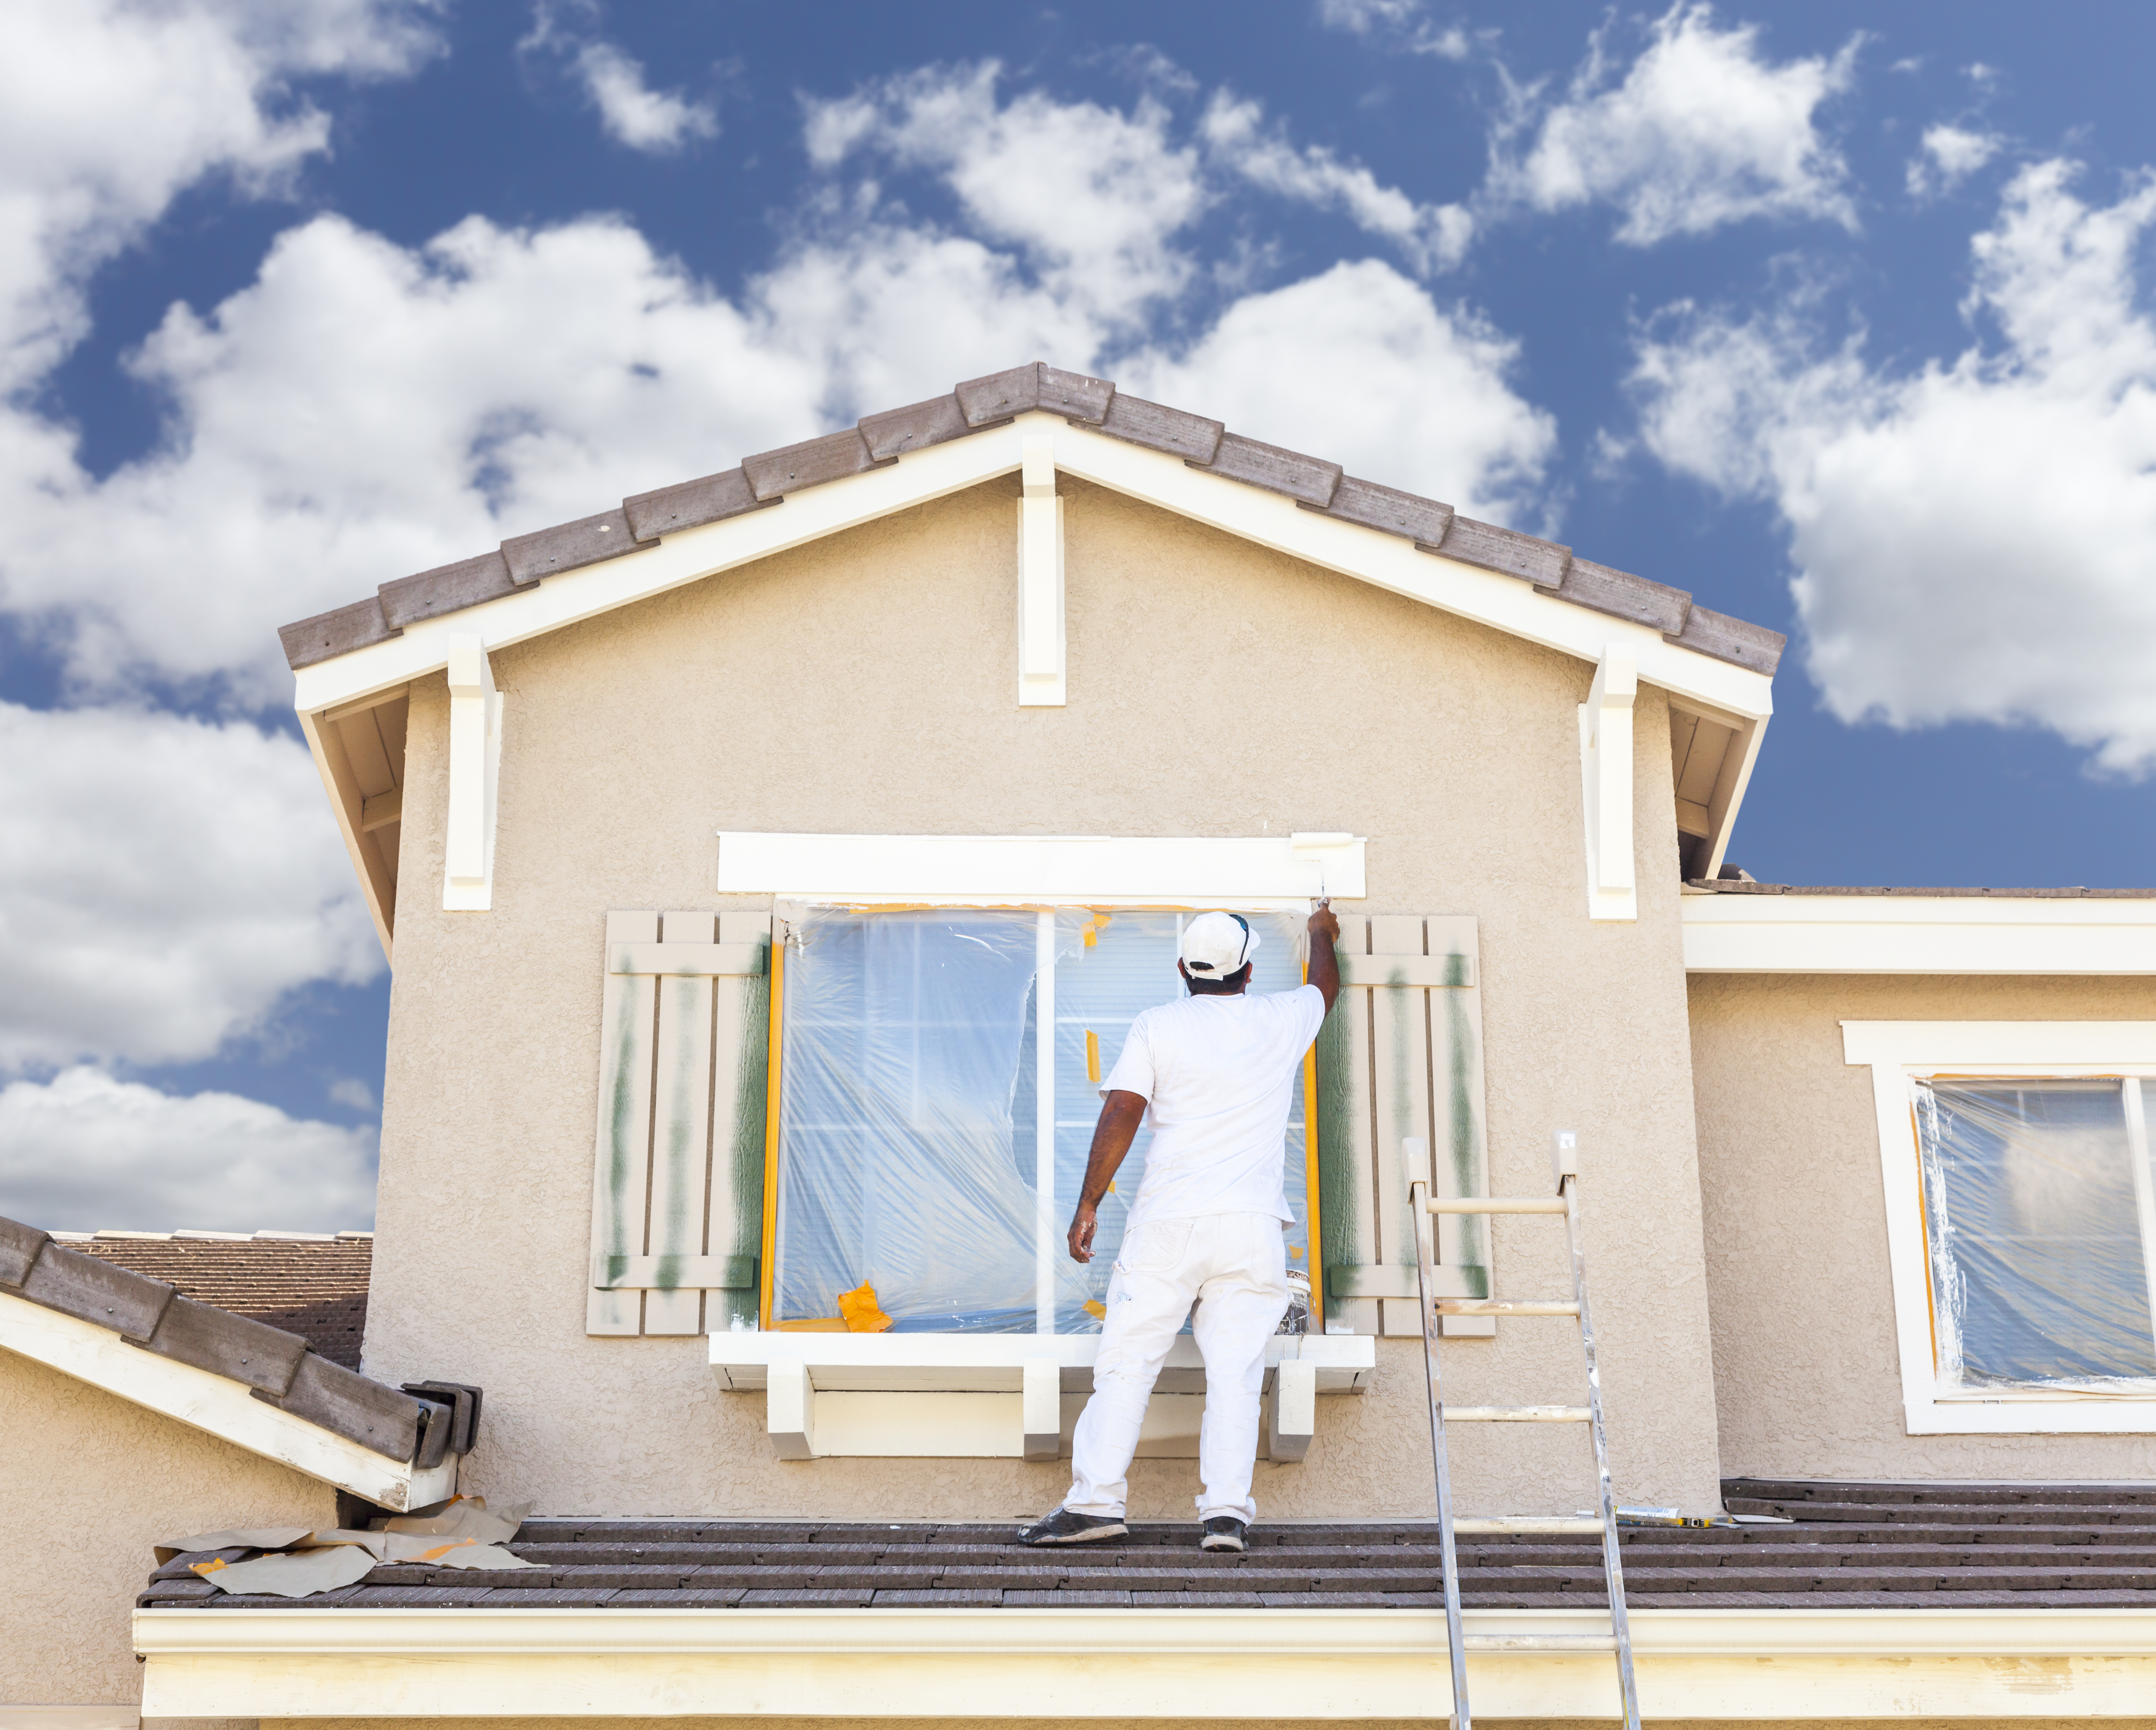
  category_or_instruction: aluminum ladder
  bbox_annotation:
[1408,1128,1640,1730]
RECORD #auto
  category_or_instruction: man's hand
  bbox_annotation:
[1308,897,1340,947]
[1306,897,1342,1012]
[1068,1199,1100,1264]
[1068,1090,1147,1263]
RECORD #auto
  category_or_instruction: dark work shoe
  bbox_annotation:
[1018,1509,1128,1546]
[1201,1517,1248,1552]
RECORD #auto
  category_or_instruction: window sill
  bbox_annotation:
[709,1332,1376,1461]
[1907,1392,2156,1435]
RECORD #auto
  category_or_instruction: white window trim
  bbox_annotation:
[1842,1020,2156,1434]
[719,830,1366,905]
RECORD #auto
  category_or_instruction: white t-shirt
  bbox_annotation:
[1099,984,1328,1230]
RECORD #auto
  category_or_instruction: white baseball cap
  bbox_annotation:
[1180,911,1260,976]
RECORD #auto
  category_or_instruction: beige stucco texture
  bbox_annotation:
[366,474,1723,1520]
[268,1718,2156,1729]
[0,1345,332,1708]
[1690,972,2156,1482]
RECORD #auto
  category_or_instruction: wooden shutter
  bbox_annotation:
[1315,915,1492,1337]
[586,910,771,1336]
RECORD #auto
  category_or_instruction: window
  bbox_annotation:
[769,907,1315,1334]
[1841,1022,2156,1433]
[1914,1077,2156,1391]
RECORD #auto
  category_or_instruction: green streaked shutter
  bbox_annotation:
[1315,915,1491,1337]
[585,910,770,1337]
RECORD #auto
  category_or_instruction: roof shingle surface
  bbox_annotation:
[136,1480,2156,1611]
[78,1233,371,1371]
[279,361,1786,679]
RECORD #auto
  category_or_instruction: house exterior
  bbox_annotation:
[5,362,2156,1726]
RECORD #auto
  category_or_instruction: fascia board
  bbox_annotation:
[1045,418,1775,723]
[0,1290,452,1512]
[136,1605,2156,1720]
[1688,897,2156,975]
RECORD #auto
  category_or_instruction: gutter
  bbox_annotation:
[138,1604,2156,1719]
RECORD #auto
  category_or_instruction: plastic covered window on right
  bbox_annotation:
[1913,1076,2156,1392]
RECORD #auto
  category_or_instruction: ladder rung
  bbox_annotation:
[1452,1517,1604,1534]
[1462,1635,1619,1654]
[1434,1299,1580,1316]
[1444,1405,1591,1423]
[1425,1196,1567,1214]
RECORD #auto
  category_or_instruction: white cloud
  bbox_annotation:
[520,2,716,154]
[805,62,1210,326]
[1907,123,2003,198]
[1200,93,1472,273]
[327,1076,377,1111]
[1315,0,1470,58]
[0,701,380,1068]
[1632,159,2156,774]
[1122,259,1555,521]
[0,1068,377,1232]
[1490,2,1859,245]
[0,0,438,389]
[5,64,1558,696]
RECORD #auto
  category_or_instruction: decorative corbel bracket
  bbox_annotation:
[442,634,503,912]
[1578,645,1637,923]
[1017,433,1066,706]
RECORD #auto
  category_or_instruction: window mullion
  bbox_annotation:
[1035,910,1058,1336]
[2123,1077,2156,1361]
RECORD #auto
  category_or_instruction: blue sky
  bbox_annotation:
[3,0,2153,1231]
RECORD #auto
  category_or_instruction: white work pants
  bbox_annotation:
[1064,1212,1290,1525]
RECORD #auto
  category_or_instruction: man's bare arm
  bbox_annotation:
[1067,1090,1147,1263]
[1307,897,1342,1013]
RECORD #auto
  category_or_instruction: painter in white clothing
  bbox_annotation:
[1018,902,1343,1554]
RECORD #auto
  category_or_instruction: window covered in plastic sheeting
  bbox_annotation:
[771,906,1317,1335]
[774,909,1077,1332]
[1914,1077,2156,1391]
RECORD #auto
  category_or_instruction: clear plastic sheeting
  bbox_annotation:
[775,909,1086,1331]
[1914,1077,2156,1390]
[772,906,1315,1335]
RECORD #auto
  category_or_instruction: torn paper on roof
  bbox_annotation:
[155,1494,538,1596]
[190,1544,376,1599]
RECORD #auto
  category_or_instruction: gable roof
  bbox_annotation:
[279,361,1785,679]
[1,1215,462,1511]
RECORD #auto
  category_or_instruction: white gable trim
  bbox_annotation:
[0,1290,456,1511]
[717,830,1367,904]
[1686,895,2156,974]
[138,1604,2156,1720]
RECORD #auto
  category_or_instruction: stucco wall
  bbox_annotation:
[364,474,1722,1519]
[267,1721,2156,1730]
[0,1342,331,1712]
[1690,971,2156,1481]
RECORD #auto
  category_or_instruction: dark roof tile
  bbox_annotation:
[280,597,398,671]
[743,428,882,501]
[1667,602,1785,675]
[1100,391,1224,463]
[622,466,769,541]
[1316,474,1454,546]
[138,1295,308,1395]
[858,394,971,460]
[1202,432,1342,507]
[378,551,521,631]
[501,508,649,584]
[1545,555,1691,635]
[1440,515,1572,586]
